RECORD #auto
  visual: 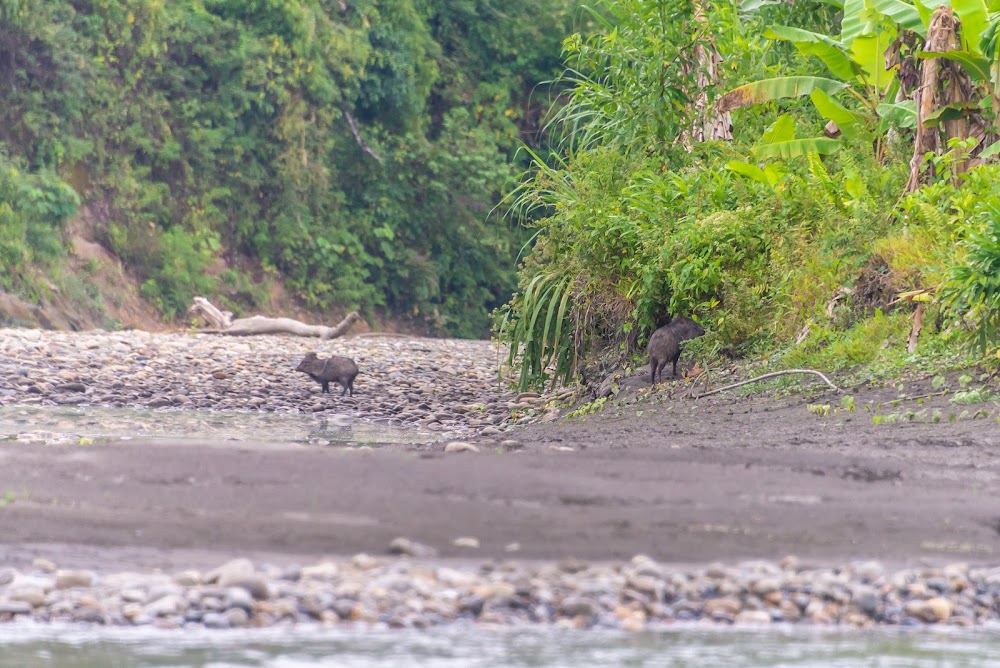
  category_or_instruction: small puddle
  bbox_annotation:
[0,405,446,448]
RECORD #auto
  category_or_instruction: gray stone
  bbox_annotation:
[144,594,186,617]
[224,587,255,612]
[225,607,250,627]
[201,611,231,629]
[71,607,106,624]
[56,569,96,590]
[444,442,479,454]
[146,583,184,603]
[749,577,782,595]
[173,570,202,587]
[206,558,255,585]
[11,575,55,592]
[0,600,33,615]
[851,585,881,616]
[559,596,595,618]
[218,574,271,601]
[389,537,439,558]
[7,586,46,607]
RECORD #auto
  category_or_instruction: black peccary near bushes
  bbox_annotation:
[295,352,360,396]
[648,316,705,386]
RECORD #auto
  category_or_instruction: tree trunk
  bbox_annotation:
[688,0,733,145]
[188,297,362,339]
[906,7,970,191]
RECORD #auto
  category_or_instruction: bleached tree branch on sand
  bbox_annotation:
[695,369,840,399]
[188,297,362,339]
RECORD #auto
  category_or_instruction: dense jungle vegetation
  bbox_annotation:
[0,0,578,337]
[5,0,1000,389]
[497,0,1000,390]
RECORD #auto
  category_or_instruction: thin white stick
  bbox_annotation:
[694,369,839,399]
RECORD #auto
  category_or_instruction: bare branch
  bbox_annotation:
[343,109,383,164]
[907,302,926,353]
[695,369,840,399]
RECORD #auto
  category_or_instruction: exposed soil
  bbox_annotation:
[1,368,999,572]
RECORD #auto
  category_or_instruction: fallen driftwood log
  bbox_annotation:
[189,297,361,339]
[695,369,840,399]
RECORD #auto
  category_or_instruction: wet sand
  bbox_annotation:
[0,371,998,571]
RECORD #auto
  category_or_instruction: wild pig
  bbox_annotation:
[648,316,705,385]
[295,352,359,396]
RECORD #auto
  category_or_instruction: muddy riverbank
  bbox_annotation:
[0,328,999,628]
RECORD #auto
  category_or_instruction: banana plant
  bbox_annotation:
[718,0,897,160]
[722,0,998,163]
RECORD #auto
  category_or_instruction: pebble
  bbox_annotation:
[55,570,95,590]
[1,329,998,632]
[0,329,563,437]
[389,538,439,558]
[444,442,480,454]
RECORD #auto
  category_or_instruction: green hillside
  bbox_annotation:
[0,0,577,337]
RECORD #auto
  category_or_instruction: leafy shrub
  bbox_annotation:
[940,199,1000,355]
[495,272,577,390]
[138,227,217,320]
[0,152,79,290]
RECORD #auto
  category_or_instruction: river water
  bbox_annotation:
[3,623,999,667]
[0,406,998,666]
[0,404,446,448]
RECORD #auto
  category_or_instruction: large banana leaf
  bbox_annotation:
[953,0,990,52]
[841,0,874,45]
[850,32,898,88]
[718,77,849,112]
[982,15,999,57]
[870,0,928,36]
[877,100,919,128]
[919,49,993,82]
[810,88,868,138]
[751,137,843,158]
[725,161,789,186]
[765,26,860,80]
[739,0,783,13]
[725,161,770,184]
[923,100,983,125]
[762,113,798,143]
[979,139,1000,159]
[914,0,948,27]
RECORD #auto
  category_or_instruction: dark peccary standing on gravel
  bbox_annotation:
[295,352,360,396]
[648,316,705,385]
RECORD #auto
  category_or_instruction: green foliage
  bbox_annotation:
[496,272,577,390]
[646,209,772,344]
[139,227,218,320]
[950,388,999,405]
[497,0,974,389]
[552,0,703,156]
[0,151,78,292]
[780,310,911,372]
[565,396,608,418]
[0,0,578,335]
[940,197,1000,355]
